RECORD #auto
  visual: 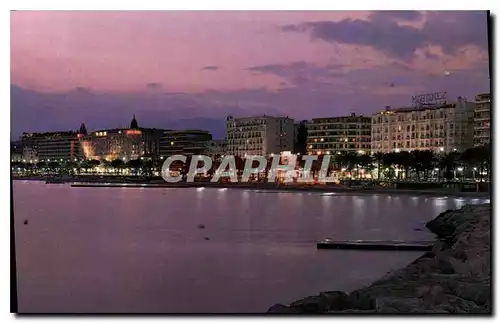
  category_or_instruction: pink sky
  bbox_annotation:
[10,10,490,137]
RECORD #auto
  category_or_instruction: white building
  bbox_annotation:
[473,93,491,147]
[307,113,371,155]
[371,96,475,154]
[225,115,295,157]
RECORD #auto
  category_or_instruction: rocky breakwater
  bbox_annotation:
[267,204,491,314]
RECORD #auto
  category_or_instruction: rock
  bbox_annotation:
[197,224,205,229]
[436,257,455,274]
[435,294,483,313]
[347,291,376,310]
[327,309,378,313]
[319,291,350,311]
[290,296,328,313]
[424,285,444,304]
[454,282,490,305]
[204,237,210,241]
[376,297,425,313]
[267,304,301,314]
[415,286,431,297]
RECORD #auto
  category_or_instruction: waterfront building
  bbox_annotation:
[80,116,165,161]
[11,141,23,162]
[307,113,371,155]
[206,139,227,158]
[371,97,475,154]
[22,146,37,163]
[473,93,491,147]
[21,131,84,162]
[158,130,212,157]
[225,115,295,157]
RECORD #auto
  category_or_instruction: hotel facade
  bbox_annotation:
[371,96,475,154]
[80,116,165,161]
[225,115,294,157]
[306,113,371,155]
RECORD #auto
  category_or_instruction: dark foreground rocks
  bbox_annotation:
[267,204,491,314]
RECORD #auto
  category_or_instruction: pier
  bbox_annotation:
[317,239,435,251]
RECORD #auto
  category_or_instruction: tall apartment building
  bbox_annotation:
[371,97,475,154]
[307,113,371,155]
[21,131,84,162]
[473,93,491,147]
[158,130,212,157]
[225,115,294,157]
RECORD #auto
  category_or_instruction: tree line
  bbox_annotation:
[12,144,490,182]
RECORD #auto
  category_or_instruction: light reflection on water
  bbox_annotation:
[13,181,489,313]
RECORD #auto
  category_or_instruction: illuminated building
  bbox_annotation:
[21,131,84,162]
[159,130,212,157]
[225,115,294,157]
[371,96,475,154]
[11,141,23,162]
[473,93,491,147]
[81,116,164,161]
[307,113,371,155]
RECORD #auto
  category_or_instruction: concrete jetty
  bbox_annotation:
[268,204,491,314]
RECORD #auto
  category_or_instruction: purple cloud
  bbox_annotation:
[369,10,422,22]
[146,82,163,90]
[202,65,221,71]
[282,11,489,60]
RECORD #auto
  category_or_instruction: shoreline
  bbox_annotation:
[267,203,491,314]
[13,177,489,198]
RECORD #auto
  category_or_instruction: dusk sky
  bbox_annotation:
[11,10,490,139]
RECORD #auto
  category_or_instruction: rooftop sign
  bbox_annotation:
[412,92,447,106]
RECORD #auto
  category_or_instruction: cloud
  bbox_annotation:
[282,11,489,60]
[246,61,338,86]
[369,10,422,22]
[202,65,220,71]
[145,82,162,90]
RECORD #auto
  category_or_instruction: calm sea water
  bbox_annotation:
[13,181,489,313]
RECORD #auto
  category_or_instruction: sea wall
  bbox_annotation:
[267,203,491,314]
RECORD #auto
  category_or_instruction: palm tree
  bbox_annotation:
[381,152,397,180]
[410,150,436,181]
[110,159,125,174]
[142,160,154,177]
[357,154,374,178]
[87,159,100,174]
[373,152,385,180]
[394,151,413,180]
[461,144,491,182]
[127,159,143,176]
[47,161,60,175]
[438,152,461,181]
